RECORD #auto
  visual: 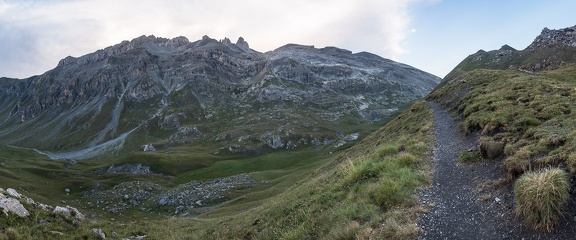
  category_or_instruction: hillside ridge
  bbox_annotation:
[445,25,576,80]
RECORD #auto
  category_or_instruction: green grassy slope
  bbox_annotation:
[1,100,435,239]
[104,100,434,239]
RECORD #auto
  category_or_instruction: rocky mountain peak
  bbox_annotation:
[55,34,258,70]
[236,37,249,49]
[220,37,232,44]
[499,44,516,51]
[57,56,77,66]
[159,36,190,47]
[528,25,576,50]
[124,35,190,49]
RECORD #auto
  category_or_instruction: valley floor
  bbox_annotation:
[418,101,576,239]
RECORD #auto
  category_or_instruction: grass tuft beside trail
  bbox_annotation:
[514,168,570,231]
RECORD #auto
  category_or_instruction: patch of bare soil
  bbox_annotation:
[418,101,576,239]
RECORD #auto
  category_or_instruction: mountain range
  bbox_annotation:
[0,35,440,160]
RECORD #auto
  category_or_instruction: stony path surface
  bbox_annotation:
[419,101,576,240]
[418,101,507,239]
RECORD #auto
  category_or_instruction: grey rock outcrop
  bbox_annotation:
[236,37,250,50]
[259,132,285,149]
[0,188,30,217]
[82,181,164,213]
[142,144,156,152]
[156,173,257,209]
[92,228,106,239]
[0,197,30,217]
[79,174,260,215]
[6,188,21,198]
[220,37,232,44]
[528,26,576,49]
[334,132,359,148]
[94,163,157,175]
[54,205,85,220]
[0,186,87,237]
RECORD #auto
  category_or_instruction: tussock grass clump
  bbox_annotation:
[540,103,570,120]
[514,168,570,232]
[480,138,505,159]
[377,143,400,157]
[459,150,482,163]
[517,117,542,129]
[341,152,428,209]
[324,221,363,240]
[368,164,425,209]
[379,208,423,239]
[504,146,534,177]
[341,159,385,186]
[567,152,576,174]
[396,152,419,167]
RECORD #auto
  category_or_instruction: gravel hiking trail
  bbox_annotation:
[418,101,576,240]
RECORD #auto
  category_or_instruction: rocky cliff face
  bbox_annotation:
[528,26,576,49]
[445,25,576,80]
[0,35,440,159]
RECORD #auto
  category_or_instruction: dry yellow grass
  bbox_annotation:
[514,168,570,231]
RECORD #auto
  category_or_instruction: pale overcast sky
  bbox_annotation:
[1,0,575,79]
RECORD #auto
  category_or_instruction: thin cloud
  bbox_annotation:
[0,0,431,78]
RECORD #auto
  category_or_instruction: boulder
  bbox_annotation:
[50,231,64,236]
[53,206,70,216]
[6,188,21,198]
[142,144,156,152]
[92,228,106,239]
[54,205,84,220]
[0,198,30,217]
[95,163,154,175]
